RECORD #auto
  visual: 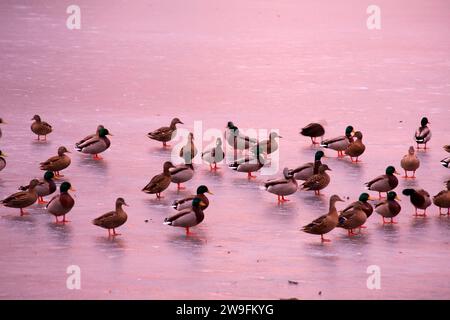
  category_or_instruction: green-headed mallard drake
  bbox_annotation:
[365,166,400,199]
[1,179,39,216]
[164,197,206,235]
[400,146,420,178]
[289,150,325,181]
[75,125,104,148]
[264,167,298,203]
[76,127,112,160]
[301,164,331,195]
[92,197,129,236]
[46,182,75,224]
[433,180,450,216]
[337,202,367,236]
[344,131,365,162]
[19,171,56,204]
[172,185,213,211]
[255,131,282,155]
[414,117,431,149]
[225,121,257,152]
[320,125,354,157]
[341,193,374,221]
[228,147,265,179]
[147,118,183,147]
[40,146,71,177]
[375,191,401,224]
[0,150,7,172]
[201,137,225,170]
[302,194,344,242]
[300,123,325,145]
[142,161,174,198]
[31,115,52,141]
[0,118,6,139]
[402,188,432,217]
[170,162,194,190]
[179,132,197,163]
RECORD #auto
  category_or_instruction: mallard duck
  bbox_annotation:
[228,147,265,179]
[344,131,365,162]
[375,191,401,224]
[320,125,354,157]
[170,162,194,190]
[300,123,325,145]
[147,118,183,147]
[225,121,257,152]
[179,132,197,163]
[172,185,212,211]
[441,157,450,168]
[255,132,282,155]
[40,146,71,177]
[201,137,225,170]
[0,150,7,172]
[433,180,450,215]
[264,168,298,203]
[142,161,174,198]
[92,197,129,236]
[31,115,52,141]
[46,182,75,223]
[289,151,325,181]
[75,125,104,148]
[444,145,450,153]
[76,127,112,160]
[1,179,39,215]
[0,118,6,139]
[164,197,206,235]
[365,166,399,199]
[400,146,420,178]
[302,194,344,242]
[301,164,331,195]
[337,202,367,236]
[414,117,431,149]
[402,188,432,216]
[20,171,56,204]
[341,193,374,220]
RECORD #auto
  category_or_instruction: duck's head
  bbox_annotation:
[96,125,105,132]
[314,150,325,160]
[408,146,415,155]
[58,146,71,155]
[385,166,399,176]
[192,197,206,208]
[402,189,416,197]
[99,128,112,137]
[29,179,40,189]
[187,132,194,141]
[226,121,235,129]
[0,118,6,124]
[318,164,332,173]
[387,191,400,201]
[282,167,292,179]
[60,182,74,193]
[197,185,213,195]
[0,150,7,158]
[116,197,129,207]
[345,125,354,136]
[358,192,373,202]
[171,118,183,126]
[269,132,282,139]
[31,115,41,122]
[353,131,363,140]
[163,161,175,171]
[420,117,429,127]
[216,137,222,146]
[43,171,54,180]
[330,194,345,203]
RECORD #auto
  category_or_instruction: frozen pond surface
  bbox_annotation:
[0,0,449,299]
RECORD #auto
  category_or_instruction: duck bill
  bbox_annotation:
[367,196,376,201]
[70,187,76,192]
[395,196,401,201]
[207,191,214,195]
[199,201,207,206]
[1,152,7,157]
[107,133,113,136]
[124,202,130,207]
[394,171,401,175]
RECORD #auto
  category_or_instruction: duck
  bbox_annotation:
[402,188,432,217]
[375,191,401,224]
[164,197,206,235]
[46,182,75,224]
[337,202,367,236]
[344,131,365,162]
[201,137,225,170]
[1,179,39,216]
[75,127,112,160]
[147,118,183,147]
[341,192,374,221]
[179,132,197,163]
[40,146,71,177]
[444,145,450,153]
[441,145,450,168]
[0,118,6,139]
[414,117,431,149]
[400,146,420,178]
[0,150,7,172]
[19,171,56,204]
[433,180,450,216]
[302,194,344,242]
[31,115,52,141]
[289,151,325,181]
[228,147,265,179]
[225,121,257,153]
[300,123,325,145]
[142,161,174,198]
[301,164,331,196]
[92,197,129,236]
[365,166,399,199]
[320,125,354,157]
[170,161,194,190]
[75,125,104,148]
[172,185,213,211]
[255,132,282,155]
[264,168,298,203]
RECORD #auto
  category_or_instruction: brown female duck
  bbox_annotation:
[40,146,71,177]
[31,115,52,141]
[1,179,39,215]
[433,180,450,216]
[93,198,129,236]
[400,146,420,178]
[142,161,174,198]
[344,131,365,162]
[301,164,331,195]
[147,118,183,147]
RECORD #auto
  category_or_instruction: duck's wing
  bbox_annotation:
[169,165,189,175]
[264,178,289,188]
[40,155,61,166]
[142,173,166,192]
[76,135,101,150]
[45,194,59,208]
[321,135,346,145]
[41,121,52,130]
[164,208,192,223]
[341,201,358,213]
[1,191,29,205]
[303,214,327,229]
[76,133,96,146]
[92,211,115,225]
[365,175,384,187]
[148,126,171,138]
[290,162,313,174]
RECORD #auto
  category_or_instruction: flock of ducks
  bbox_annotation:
[0,115,449,241]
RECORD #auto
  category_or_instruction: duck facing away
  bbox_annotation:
[375,191,401,224]
[46,182,75,224]
[20,171,56,204]
[147,118,183,147]
[289,151,325,181]
[433,180,450,216]
[300,123,325,145]
[400,146,420,178]
[340,193,374,230]
[301,164,331,196]
[302,195,344,242]
[1,179,39,216]
[142,161,174,198]
[76,127,112,160]
[0,150,7,172]
[172,185,212,211]
[365,166,399,199]
[40,146,71,177]
[201,137,225,170]
[164,198,206,235]
[179,132,197,163]
[337,202,367,236]
[402,188,432,217]
[320,125,354,157]
[414,117,431,149]
[264,168,298,203]
[170,162,194,190]
[31,115,52,141]
[344,131,365,162]
[93,197,129,236]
